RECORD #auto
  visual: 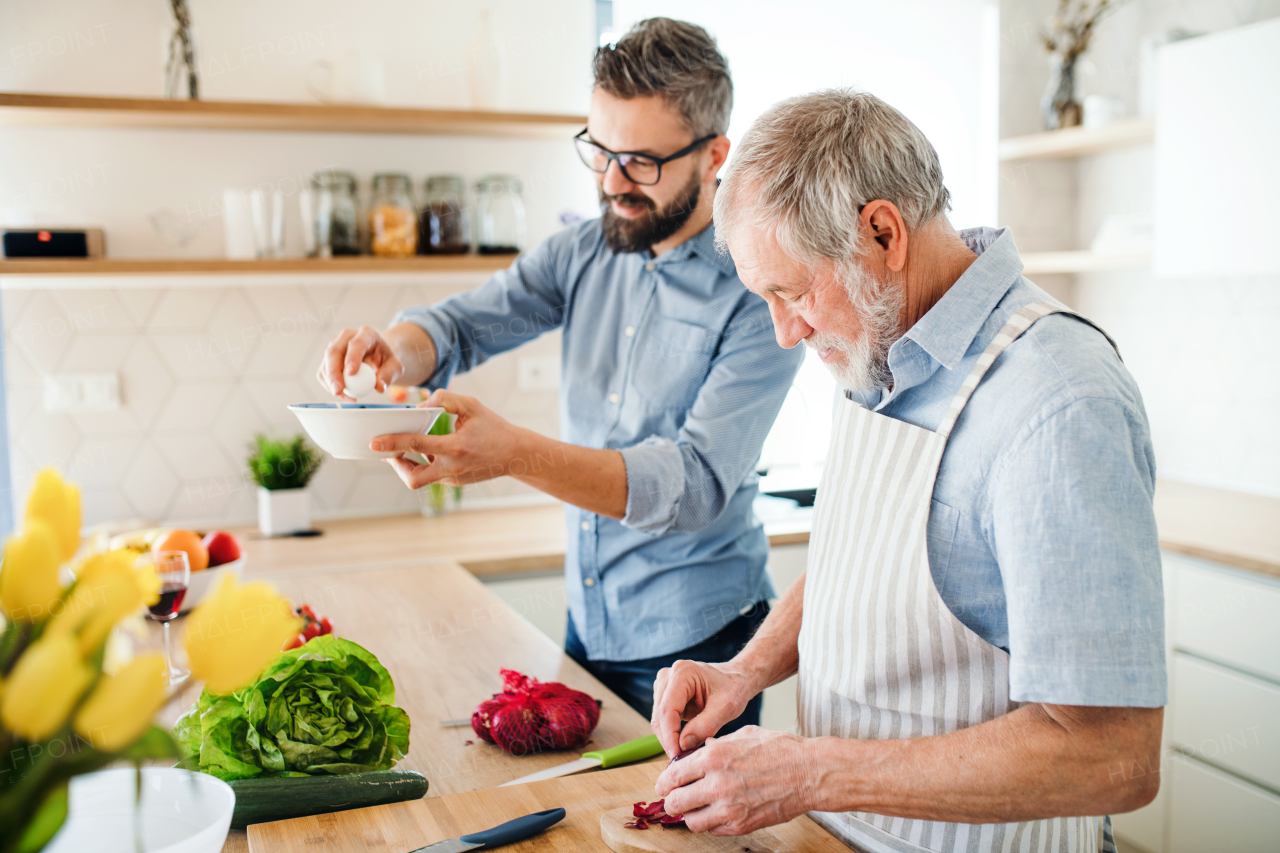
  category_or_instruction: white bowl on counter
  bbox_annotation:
[182,556,245,613]
[289,403,447,460]
[44,767,234,853]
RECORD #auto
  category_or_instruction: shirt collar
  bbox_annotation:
[900,226,1023,371]
[649,221,736,277]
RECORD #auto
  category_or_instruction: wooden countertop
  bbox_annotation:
[156,561,653,853]
[247,761,843,853]
[231,502,810,581]
[1153,480,1280,580]
[232,480,1278,583]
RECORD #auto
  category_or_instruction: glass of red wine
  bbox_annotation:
[143,550,191,686]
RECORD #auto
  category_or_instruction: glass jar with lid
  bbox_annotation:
[310,170,361,257]
[474,174,526,254]
[369,173,418,257]
[418,175,471,255]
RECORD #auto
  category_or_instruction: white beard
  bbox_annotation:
[806,265,903,392]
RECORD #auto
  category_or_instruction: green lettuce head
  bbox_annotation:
[174,635,410,781]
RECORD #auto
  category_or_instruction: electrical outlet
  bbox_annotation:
[516,355,560,392]
[43,373,120,413]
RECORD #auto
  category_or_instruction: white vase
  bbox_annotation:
[257,486,310,536]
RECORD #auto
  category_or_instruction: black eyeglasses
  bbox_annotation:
[573,128,716,186]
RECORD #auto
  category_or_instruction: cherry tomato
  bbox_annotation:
[319,617,333,635]
[283,633,306,650]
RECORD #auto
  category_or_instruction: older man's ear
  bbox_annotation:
[860,200,910,272]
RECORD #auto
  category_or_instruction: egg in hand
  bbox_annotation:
[343,362,377,399]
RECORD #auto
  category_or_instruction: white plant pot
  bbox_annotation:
[258,486,310,536]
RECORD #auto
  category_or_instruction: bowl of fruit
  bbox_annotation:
[109,528,245,613]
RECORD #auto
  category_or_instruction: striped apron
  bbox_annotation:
[798,302,1117,853]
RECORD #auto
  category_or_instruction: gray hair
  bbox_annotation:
[593,18,732,138]
[715,88,950,266]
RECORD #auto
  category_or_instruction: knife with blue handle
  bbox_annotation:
[408,808,566,853]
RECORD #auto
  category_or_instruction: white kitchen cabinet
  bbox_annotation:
[1171,654,1280,791]
[1167,756,1280,853]
[1115,553,1280,853]
[1172,557,1280,683]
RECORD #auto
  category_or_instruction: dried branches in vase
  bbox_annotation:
[164,0,199,100]
[1040,0,1129,130]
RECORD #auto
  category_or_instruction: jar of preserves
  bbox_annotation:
[311,170,361,257]
[369,172,418,257]
[418,175,471,255]
[474,174,526,254]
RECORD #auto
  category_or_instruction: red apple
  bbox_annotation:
[201,530,242,567]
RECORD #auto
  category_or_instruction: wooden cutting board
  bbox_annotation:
[600,806,789,853]
[247,762,846,853]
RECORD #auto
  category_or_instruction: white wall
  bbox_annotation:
[999,0,1280,500]
[0,0,598,526]
[613,0,999,229]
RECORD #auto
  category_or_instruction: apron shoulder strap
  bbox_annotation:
[935,301,1121,439]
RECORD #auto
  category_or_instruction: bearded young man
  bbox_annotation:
[318,18,803,729]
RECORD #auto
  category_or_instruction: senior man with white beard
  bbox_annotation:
[649,90,1165,853]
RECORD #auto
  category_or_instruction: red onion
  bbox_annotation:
[471,668,602,756]
[625,800,686,830]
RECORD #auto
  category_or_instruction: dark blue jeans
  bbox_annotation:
[564,601,770,735]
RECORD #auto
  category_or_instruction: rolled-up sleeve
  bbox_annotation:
[393,236,567,390]
[991,395,1166,707]
[621,300,803,535]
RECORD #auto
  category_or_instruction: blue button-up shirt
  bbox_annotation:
[395,221,804,661]
[849,226,1166,707]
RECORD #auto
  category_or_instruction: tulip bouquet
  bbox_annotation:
[0,471,301,853]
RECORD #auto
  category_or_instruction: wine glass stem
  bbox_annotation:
[163,620,173,676]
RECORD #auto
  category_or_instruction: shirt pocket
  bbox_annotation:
[927,498,960,587]
[631,315,718,411]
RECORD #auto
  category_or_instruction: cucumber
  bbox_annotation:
[228,769,429,829]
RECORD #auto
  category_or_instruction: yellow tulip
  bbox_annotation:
[184,575,300,695]
[48,550,159,655]
[0,633,93,742]
[0,521,64,621]
[74,653,167,752]
[25,469,81,562]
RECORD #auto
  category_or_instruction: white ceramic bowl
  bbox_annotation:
[44,767,234,853]
[181,556,245,613]
[289,403,446,460]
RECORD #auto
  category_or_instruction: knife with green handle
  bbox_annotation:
[498,734,665,787]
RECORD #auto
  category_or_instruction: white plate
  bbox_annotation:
[44,767,233,853]
[289,403,447,460]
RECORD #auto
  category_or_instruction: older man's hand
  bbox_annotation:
[655,727,817,836]
[650,659,762,758]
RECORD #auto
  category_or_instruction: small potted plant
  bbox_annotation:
[248,433,322,536]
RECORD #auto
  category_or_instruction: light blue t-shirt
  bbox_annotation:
[846,226,1166,707]
[395,221,804,662]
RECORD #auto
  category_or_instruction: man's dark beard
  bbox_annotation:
[600,173,701,254]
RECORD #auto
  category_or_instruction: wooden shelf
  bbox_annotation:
[999,116,1155,161]
[1021,250,1150,274]
[0,254,519,275]
[0,92,585,138]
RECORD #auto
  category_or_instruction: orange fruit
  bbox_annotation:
[152,529,209,573]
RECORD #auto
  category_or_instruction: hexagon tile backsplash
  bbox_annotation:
[1,277,562,528]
